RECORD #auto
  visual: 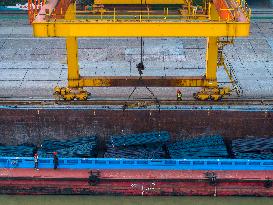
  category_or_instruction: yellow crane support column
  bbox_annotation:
[54,2,90,100]
[193,2,231,101]
[65,2,79,87]
[194,36,222,101]
[205,1,218,82]
[205,36,218,81]
[66,37,79,88]
[195,36,230,101]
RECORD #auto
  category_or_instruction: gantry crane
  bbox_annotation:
[28,0,251,100]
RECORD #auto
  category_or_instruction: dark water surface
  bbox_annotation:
[0,196,273,205]
[248,0,273,8]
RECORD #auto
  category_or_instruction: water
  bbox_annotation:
[248,0,273,8]
[0,196,273,205]
[0,6,21,11]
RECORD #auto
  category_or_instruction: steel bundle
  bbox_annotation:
[110,131,170,147]
[38,136,98,158]
[104,144,165,159]
[4,134,273,160]
[41,136,97,150]
[232,137,273,160]
[169,135,225,148]
[105,131,170,159]
[0,145,34,157]
[167,135,228,159]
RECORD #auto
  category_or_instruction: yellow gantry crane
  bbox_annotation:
[28,0,251,100]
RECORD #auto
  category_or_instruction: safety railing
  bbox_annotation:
[75,7,210,22]
[28,0,47,23]
[30,1,248,23]
[1,157,273,170]
[214,0,235,21]
[52,0,73,19]
[28,0,73,23]
[218,0,251,21]
[75,14,210,22]
[37,3,211,23]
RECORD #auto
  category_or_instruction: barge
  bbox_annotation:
[0,105,273,196]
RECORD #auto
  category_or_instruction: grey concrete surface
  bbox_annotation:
[0,17,273,100]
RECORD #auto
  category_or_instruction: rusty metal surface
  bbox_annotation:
[1,168,273,180]
[80,76,209,87]
[1,168,273,196]
[0,108,272,145]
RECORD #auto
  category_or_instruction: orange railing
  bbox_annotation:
[28,0,46,23]
[28,0,73,23]
[53,0,73,19]
[213,0,234,21]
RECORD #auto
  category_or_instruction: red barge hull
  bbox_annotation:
[1,168,273,196]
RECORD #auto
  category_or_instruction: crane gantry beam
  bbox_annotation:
[32,0,250,38]
[33,21,250,37]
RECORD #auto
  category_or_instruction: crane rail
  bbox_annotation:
[0,98,273,107]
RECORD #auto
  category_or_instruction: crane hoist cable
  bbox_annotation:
[123,0,161,111]
[136,0,145,78]
[129,37,159,102]
[124,38,160,111]
[136,37,145,78]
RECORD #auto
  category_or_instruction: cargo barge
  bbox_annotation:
[0,105,273,196]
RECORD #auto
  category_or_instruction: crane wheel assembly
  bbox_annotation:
[194,87,231,101]
[54,86,90,101]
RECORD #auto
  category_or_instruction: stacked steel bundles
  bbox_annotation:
[104,131,170,159]
[41,136,97,150]
[104,144,165,159]
[232,137,273,160]
[0,145,34,157]
[110,131,170,147]
[167,135,228,159]
[38,136,98,158]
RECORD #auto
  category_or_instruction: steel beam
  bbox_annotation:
[33,21,250,37]
[66,76,218,87]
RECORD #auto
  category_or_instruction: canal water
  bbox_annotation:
[248,0,273,8]
[0,196,273,205]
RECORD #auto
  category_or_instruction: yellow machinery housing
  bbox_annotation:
[29,0,251,101]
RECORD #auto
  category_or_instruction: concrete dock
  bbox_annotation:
[0,15,273,100]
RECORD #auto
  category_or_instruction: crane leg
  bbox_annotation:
[53,3,90,101]
[194,37,231,101]
[54,37,90,101]
[66,36,80,88]
[205,36,218,81]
